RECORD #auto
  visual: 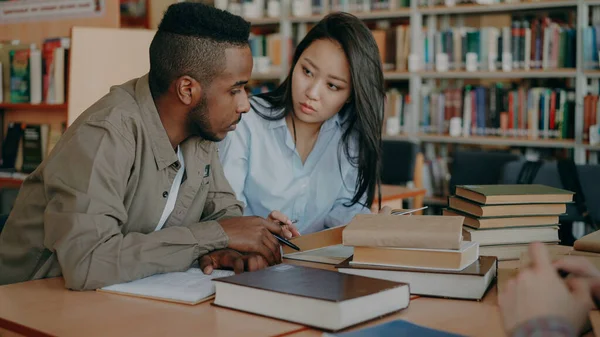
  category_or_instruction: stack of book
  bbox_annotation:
[444,184,574,261]
[335,214,497,300]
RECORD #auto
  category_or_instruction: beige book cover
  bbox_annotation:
[352,241,479,271]
[574,230,600,254]
[281,225,345,255]
[343,215,464,250]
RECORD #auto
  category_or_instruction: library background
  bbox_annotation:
[0,0,598,243]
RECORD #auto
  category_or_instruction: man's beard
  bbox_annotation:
[187,95,221,142]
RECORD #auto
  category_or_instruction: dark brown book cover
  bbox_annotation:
[336,255,497,277]
[213,264,407,302]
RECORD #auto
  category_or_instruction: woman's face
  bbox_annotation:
[291,39,352,125]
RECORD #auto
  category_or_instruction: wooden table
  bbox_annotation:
[0,260,565,337]
[0,277,306,337]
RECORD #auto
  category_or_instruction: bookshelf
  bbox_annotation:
[586,71,600,79]
[418,69,577,79]
[383,134,577,149]
[250,17,281,25]
[0,104,68,112]
[235,0,598,165]
[418,0,576,15]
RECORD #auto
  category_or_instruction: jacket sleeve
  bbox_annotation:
[43,120,230,290]
[510,317,577,337]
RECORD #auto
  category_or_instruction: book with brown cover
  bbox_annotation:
[455,184,574,205]
[212,264,410,331]
[343,215,464,250]
[336,256,497,300]
[443,208,559,229]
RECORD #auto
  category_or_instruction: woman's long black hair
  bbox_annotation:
[252,12,385,209]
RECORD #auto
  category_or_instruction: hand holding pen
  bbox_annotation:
[267,210,302,251]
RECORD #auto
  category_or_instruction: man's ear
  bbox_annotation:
[175,75,202,106]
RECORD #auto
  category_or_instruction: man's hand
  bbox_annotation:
[499,243,595,334]
[554,255,600,309]
[199,249,268,275]
[218,216,283,265]
[267,210,301,238]
[378,206,392,215]
[554,256,600,279]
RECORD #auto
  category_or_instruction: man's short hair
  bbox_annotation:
[149,2,250,97]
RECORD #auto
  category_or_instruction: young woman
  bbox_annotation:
[219,12,386,234]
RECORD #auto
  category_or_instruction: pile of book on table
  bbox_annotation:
[334,214,498,301]
[444,184,574,261]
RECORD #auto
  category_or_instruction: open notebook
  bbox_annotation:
[97,268,234,305]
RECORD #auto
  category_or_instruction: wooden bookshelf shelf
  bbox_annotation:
[384,71,411,80]
[419,0,576,15]
[0,103,68,111]
[248,17,280,25]
[585,70,600,79]
[0,177,25,188]
[581,143,600,151]
[384,134,577,149]
[291,9,411,23]
[419,69,576,79]
[290,14,326,23]
[354,9,411,20]
[251,71,283,80]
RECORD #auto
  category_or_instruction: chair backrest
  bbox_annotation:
[0,214,8,235]
[449,150,522,194]
[500,160,600,223]
[381,140,420,185]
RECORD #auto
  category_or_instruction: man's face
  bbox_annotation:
[188,46,253,141]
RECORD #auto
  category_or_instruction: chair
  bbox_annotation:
[449,150,522,195]
[379,140,425,213]
[501,160,600,245]
[500,160,600,224]
[0,214,8,235]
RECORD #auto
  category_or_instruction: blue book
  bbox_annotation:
[323,319,465,337]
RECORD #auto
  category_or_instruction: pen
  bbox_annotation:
[274,234,300,251]
[275,219,300,251]
[391,206,428,215]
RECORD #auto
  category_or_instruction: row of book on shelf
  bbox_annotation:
[0,122,64,175]
[384,84,581,140]
[186,18,590,76]
[0,38,70,104]
[376,16,576,72]
[218,0,547,22]
[584,6,600,70]
[94,183,600,334]
[216,0,411,20]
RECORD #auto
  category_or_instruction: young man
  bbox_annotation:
[0,3,296,290]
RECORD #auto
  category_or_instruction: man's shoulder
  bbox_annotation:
[72,80,145,135]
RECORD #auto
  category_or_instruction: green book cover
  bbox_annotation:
[457,184,574,197]
[9,49,30,103]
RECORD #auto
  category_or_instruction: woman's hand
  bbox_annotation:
[267,210,301,238]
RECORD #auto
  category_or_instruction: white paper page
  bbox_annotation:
[284,244,354,264]
[100,268,234,304]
